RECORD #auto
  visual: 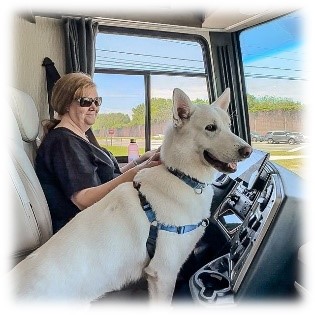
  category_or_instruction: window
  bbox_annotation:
[239,11,306,176]
[93,32,209,159]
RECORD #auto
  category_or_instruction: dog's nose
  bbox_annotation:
[238,146,252,158]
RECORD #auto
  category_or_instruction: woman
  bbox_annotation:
[35,72,160,233]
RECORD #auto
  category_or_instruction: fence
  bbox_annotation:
[94,110,305,138]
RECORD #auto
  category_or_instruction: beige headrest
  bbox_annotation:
[10,88,39,142]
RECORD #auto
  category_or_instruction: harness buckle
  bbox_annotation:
[177,226,185,234]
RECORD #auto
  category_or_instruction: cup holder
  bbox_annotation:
[189,254,234,304]
[195,270,231,302]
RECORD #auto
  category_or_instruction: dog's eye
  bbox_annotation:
[205,124,217,132]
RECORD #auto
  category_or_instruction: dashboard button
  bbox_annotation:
[252,220,261,231]
[241,236,251,248]
[248,215,256,228]
[239,228,248,242]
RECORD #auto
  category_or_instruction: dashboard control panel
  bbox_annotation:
[189,149,284,305]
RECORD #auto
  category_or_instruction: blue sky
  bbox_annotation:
[94,11,305,116]
[94,34,206,115]
[239,11,305,102]
[95,35,205,73]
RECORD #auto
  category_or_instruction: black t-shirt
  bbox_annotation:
[35,127,122,233]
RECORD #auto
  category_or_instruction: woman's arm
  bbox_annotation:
[71,167,138,210]
[71,153,161,210]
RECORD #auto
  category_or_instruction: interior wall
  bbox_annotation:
[12,15,66,127]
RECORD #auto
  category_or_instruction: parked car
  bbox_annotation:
[250,132,264,142]
[264,131,303,144]
[290,132,308,143]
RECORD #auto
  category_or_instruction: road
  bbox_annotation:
[251,142,309,159]
[251,141,309,152]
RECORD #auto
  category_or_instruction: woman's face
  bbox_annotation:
[68,86,101,131]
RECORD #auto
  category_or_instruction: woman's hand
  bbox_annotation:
[137,146,161,164]
[136,151,161,171]
[120,147,161,174]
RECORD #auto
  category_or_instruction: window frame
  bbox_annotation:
[95,26,214,160]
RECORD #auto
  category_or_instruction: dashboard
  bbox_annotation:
[187,149,304,305]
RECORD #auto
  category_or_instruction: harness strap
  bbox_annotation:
[146,225,158,259]
[134,182,209,259]
[167,167,209,194]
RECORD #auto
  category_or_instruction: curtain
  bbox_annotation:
[63,17,98,76]
[62,17,101,147]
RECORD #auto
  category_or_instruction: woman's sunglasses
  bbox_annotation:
[76,97,102,107]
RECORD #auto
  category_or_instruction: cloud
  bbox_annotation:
[151,76,209,100]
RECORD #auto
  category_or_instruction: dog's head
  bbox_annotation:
[161,88,252,181]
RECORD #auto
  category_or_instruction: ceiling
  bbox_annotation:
[31,7,300,32]
[202,8,298,32]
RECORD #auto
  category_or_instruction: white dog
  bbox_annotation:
[9,88,252,303]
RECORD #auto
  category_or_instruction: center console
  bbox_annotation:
[189,149,286,304]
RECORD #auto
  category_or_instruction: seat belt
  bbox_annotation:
[42,57,103,149]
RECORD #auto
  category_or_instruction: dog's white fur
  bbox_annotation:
[9,88,251,303]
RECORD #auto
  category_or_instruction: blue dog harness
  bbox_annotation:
[133,167,210,259]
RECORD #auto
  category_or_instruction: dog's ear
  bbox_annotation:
[214,88,230,111]
[172,88,192,128]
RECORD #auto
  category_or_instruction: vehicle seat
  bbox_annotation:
[7,88,53,267]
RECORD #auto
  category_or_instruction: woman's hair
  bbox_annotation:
[43,72,96,133]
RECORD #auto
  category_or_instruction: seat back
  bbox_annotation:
[8,88,52,267]
[9,88,41,165]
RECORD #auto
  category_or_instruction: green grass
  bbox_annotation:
[272,158,305,176]
[103,146,145,156]
[252,144,307,176]
[267,150,306,177]
[267,150,304,156]
[269,150,305,174]
[96,136,145,156]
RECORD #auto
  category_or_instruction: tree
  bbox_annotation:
[130,103,145,126]
[247,94,303,112]
[192,98,208,105]
[130,97,209,125]
[151,98,173,123]
[93,113,130,131]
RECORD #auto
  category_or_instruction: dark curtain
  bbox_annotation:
[62,17,101,147]
[63,17,98,76]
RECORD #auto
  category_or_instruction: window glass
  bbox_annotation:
[94,33,208,157]
[240,11,307,176]
[93,73,145,156]
[150,75,208,149]
[95,34,206,74]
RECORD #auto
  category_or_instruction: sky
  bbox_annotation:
[240,11,306,102]
[94,10,305,117]
[94,34,208,115]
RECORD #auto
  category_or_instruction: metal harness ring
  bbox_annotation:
[201,218,209,227]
